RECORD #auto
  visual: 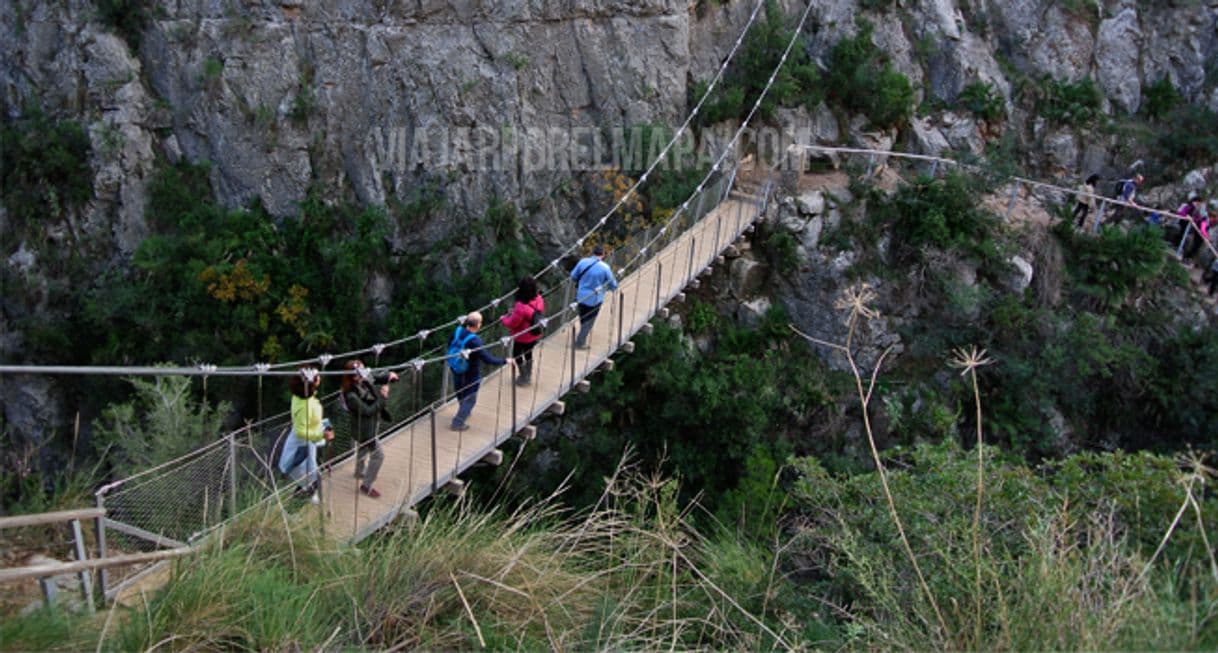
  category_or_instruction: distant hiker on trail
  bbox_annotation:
[571,244,619,350]
[1109,173,1144,224]
[447,311,513,432]
[1178,197,1208,261]
[341,359,398,499]
[500,275,545,386]
[278,367,334,505]
[1073,173,1100,228]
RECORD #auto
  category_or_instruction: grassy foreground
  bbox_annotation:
[3,459,797,651]
[3,447,1217,651]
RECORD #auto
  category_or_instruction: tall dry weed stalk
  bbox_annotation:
[792,283,1216,650]
[950,345,992,648]
[790,282,949,641]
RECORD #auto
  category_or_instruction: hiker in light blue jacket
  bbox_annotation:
[571,244,618,349]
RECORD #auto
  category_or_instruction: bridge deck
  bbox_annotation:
[319,195,761,541]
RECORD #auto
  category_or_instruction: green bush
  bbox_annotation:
[764,228,800,272]
[1062,222,1167,309]
[824,20,914,129]
[491,305,834,519]
[788,442,1218,651]
[957,81,1004,122]
[1141,77,1181,121]
[620,122,708,213]
[1040,76,1102,125]
[0,108,92,252]
[866,171,1000,265]
[95,469,801,651]
[694,0,822,125]
[1156,103,1218,169]
[92,375,232,477]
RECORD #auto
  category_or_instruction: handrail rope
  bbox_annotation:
[0,1,767,381]
[802,144,1218,260]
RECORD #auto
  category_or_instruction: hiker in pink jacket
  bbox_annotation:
[500,275,546,386]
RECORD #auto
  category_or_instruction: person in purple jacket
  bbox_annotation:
[449,311,513,432]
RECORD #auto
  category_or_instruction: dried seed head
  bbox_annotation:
[835,282,880,320]
[949,345,994,376]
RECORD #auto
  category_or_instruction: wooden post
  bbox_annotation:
[511,350,518,435]
[714,211,724,258]
[569,323,577,392]
[616,291,625,350]
[227,431,238,519]
[430,409,438,493]
[655,262,663,313]
[39,577,57,607]
[686,236,697,287]
[95,494,107,599]
[70,519,95,613]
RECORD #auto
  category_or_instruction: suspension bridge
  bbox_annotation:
[4,0,1215,610]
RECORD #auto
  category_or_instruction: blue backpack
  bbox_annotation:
[447,328,477,375]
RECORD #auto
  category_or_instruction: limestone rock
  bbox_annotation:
[1182,169,1208,192]
[1096,9,1143,114]
[941,112,984,156]
[777,199,805,233]
[910,117,951,158]
[989,1,1093,81]
[796,190,825,217]
[735,297,771,329]
[1005,255,1035,295]
[800,216,824,253]
[1042,129,1079,173]
[729,256,766,298]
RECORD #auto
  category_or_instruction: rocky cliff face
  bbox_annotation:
[4,0,1215,254]
[2,0,1217,447]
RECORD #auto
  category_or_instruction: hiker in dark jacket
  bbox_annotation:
[341,359,398,498]
[449,311,513,431]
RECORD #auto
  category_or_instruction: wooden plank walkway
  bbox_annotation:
[320,193,764,541]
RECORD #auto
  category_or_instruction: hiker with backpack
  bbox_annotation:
[341,359,398,499]
[571,244,619,350]
[1107,173,1144,225]
[278,367,335,505]
[500,275,545,386]
[447,311,513,432]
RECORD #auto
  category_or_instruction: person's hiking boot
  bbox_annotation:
[360,484,381,499]
[450,423,470,432]
[515,376,531,387]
